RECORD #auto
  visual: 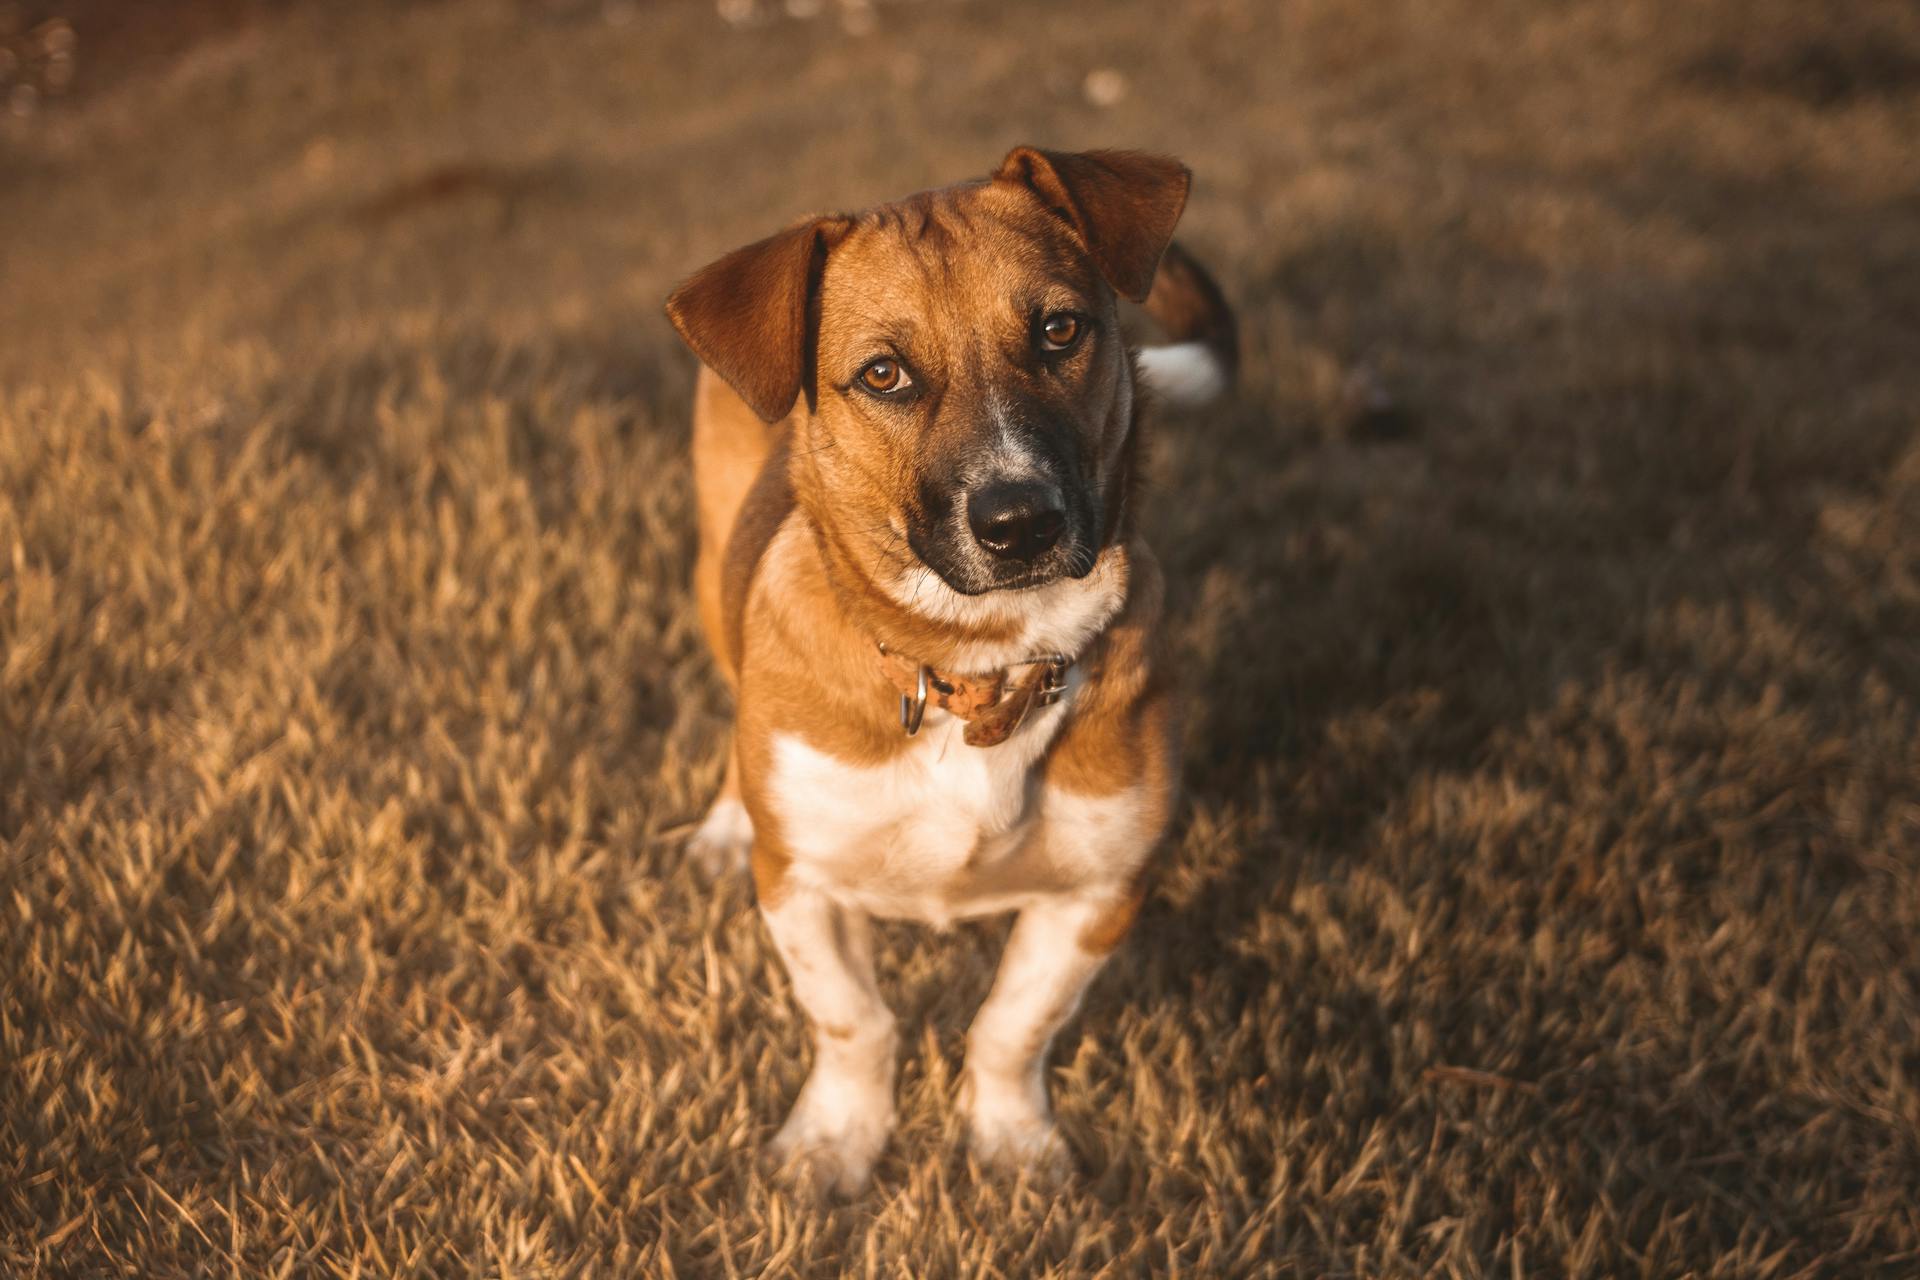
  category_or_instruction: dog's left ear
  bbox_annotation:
[995,146,1191,302]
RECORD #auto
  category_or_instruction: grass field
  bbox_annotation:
[4,0,1920,1274]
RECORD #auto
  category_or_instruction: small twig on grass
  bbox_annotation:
[1421,1065,1541,1095]
[645,819,701,846]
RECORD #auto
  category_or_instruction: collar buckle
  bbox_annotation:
[1028,653,1071,707]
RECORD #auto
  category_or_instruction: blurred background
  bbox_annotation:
[3,0,1918,1275]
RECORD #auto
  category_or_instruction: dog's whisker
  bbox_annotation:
[869,528,905,581]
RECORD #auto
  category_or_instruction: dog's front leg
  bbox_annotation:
[961,889,1138,1173]
[759,881,898,1196]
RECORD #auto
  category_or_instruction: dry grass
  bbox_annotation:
[4,0,1920,1274]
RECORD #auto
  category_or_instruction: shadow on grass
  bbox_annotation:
[1070,204,1920,1258]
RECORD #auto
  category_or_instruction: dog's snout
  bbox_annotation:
[967,480,1066,562]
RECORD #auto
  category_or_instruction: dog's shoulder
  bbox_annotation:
[720,428,797,672]
[1044,541,1179,798]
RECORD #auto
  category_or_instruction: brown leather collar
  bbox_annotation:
[874,642,1072,747]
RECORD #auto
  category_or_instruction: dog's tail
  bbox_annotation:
[1135,240,1239,409]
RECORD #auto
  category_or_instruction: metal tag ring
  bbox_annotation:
[899,663,929,736]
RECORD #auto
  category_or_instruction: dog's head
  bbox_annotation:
[668,147,1189,599]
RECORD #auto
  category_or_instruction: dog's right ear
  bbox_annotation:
[666,216,851,424]
[995,147,1190,303]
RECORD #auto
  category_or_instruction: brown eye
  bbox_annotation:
[1040,313,1082,351]
[859,358,909,394]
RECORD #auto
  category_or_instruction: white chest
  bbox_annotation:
[766,702,1071,924]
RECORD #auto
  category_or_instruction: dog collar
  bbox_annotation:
[874,642,1072,746]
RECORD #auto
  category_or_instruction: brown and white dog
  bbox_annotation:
[666,147,1237,1195]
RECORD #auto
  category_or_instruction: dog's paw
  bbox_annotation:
[686,796,752,879]
[768,1083,894,1198]
[965,1091,1072,1180]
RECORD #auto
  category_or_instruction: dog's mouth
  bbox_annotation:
[903,509,1099,598]
[915,555,1068,597]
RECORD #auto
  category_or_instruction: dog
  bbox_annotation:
[666,146,1237,1195]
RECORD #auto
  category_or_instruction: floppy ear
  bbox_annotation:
[665,216,849,423]
[995,147,1191,302]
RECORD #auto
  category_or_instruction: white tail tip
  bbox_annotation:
[1136,342,1228,408]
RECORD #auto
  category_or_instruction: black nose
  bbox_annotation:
[967,480,1066,562]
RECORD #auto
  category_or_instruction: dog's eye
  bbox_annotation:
[1039,312,1082,352]
[859,358,910,394]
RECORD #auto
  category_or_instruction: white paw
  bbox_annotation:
[686,797,752,879]
[964,1080,1072,1178]
[769,1075,894,1198]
